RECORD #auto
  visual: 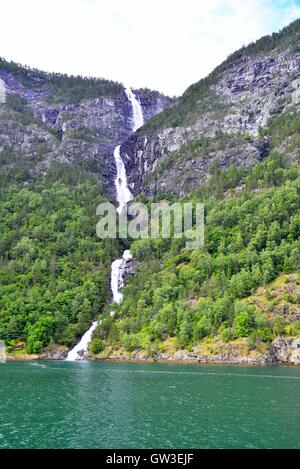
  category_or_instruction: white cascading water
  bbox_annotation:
[124,86,144,132]
[110,86,144,306]
[66,86,143,360]
[110,249,132,306]
[113,145,133,215]
[65,321,98,361]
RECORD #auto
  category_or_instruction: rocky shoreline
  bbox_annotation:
[5,337,300,365]
[92,336,300,365]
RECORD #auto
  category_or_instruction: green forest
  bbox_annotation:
[0,57,122,104]
[1,18,300,358]
[0,104,300,355]
[90,111,300,355]
[0,168,119,353]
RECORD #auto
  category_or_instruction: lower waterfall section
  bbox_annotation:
[65,321,98,361]
[110,249,132,306]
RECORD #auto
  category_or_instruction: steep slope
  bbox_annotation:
[2,18,300,361]
[92,148,300,363]
[0,60,173,355]
[0,58,173,197]
[91,20,300,363]
[121,18,300,197]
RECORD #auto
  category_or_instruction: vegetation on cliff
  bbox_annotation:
[0,57,122,104]
[91,143,300,355]
[1,19,300,358]
[140,18,300,134]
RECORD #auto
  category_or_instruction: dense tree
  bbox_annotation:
[93,151,300,352]
[0,175,113,352]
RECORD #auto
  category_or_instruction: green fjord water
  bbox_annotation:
[0,361,299,449]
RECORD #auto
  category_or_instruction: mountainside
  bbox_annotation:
[121,19,300,198]
[91,20,300,364]
[94,153,300,363]
[0,58,173,197]
[1,19,300,363]
[0,60,173,354]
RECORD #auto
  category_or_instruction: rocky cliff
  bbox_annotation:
[0,59,174,198]
[120,19,300,197]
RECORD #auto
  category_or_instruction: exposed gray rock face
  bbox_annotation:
[0,66,173,198]
[136,89,175,122]
[269,337,300,364]
[121,49,300,197]
[121,131,268,197]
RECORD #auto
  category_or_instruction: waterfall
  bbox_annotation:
[124,86,144,131]
[114,145,132,215]
[110,249,132,306]
[110,86,143,308]
[66,86,143,360]
[65,322,98,361]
